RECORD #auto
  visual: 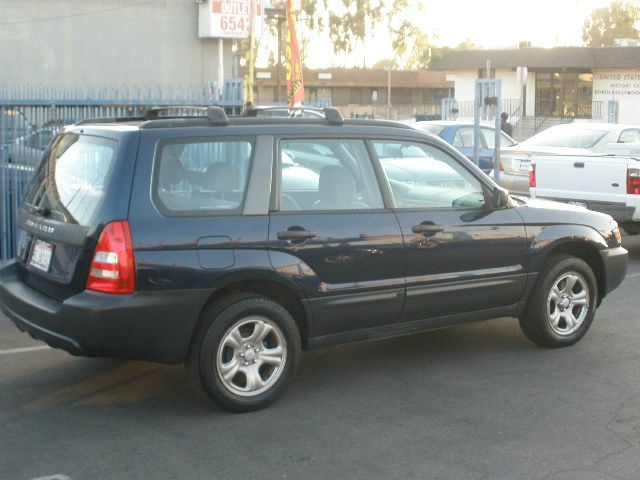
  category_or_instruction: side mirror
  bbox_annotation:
[492,186,510,209]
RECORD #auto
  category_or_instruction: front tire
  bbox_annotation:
[519,254,598,348]
[186,294,301,412]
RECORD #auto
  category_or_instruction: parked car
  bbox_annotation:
[530,142,640,235]
[3,118,76,166]
[411,121,517,174]
[501,122,640,195]
[0,107,627,412]
[0,109,31,145]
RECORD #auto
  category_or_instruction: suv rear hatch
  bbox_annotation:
[15,126,139,300]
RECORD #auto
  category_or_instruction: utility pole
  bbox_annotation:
[265,8,286,103]
[246,0,256,105]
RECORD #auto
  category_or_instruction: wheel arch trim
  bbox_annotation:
[527,224,608,304]
[188,268,313,355]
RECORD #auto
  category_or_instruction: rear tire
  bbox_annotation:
[519,254,598,348]
[186,294,301,412]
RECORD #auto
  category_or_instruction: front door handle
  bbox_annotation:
[574,162,585,168]
[277,228,316,240]
[412,224,444,235]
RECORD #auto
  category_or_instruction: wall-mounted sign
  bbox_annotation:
[199,0,264,39]
[592,69,640,124]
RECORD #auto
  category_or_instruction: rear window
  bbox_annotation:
[23,133,117,226]
[153,138,253,215]
[524,127,608,149]
[413,123,446,135]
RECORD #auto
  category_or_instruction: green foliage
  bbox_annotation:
[392,21,433,70]
[583,0,640,46]
[301,0,433,69]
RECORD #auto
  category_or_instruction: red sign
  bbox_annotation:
[199,0,263,39]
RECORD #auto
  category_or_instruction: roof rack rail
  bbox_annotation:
[142,105,228,126]
[206,106,228,125]
[242,105,343,125]
[323,107,343,126]
[75,116,144,125]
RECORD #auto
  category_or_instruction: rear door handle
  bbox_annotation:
[277,229,316,240]
[412,224,444,234]
[574,162,585,168]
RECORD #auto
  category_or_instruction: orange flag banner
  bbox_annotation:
[285,0,304,106]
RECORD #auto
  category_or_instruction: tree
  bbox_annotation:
[583,0,640,47]
[302,0,382,59]
[301,0,434,69]
[391,20,433,70]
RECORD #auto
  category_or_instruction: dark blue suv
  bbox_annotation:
[0,107,628,412]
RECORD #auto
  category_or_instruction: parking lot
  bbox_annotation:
[1,235,639,480]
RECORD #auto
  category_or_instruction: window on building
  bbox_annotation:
[535,72,593,118]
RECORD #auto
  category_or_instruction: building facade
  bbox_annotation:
[434,46,640,127]
[0,1,235,92]
[252,67,454,119]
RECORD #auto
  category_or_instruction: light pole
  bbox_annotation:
[387,61,392,119]
[265,8,286,103]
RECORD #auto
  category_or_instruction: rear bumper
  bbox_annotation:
[530,197,636,223]
[600,246,628,298]
[0,260,209,364]
[498,172,529,196]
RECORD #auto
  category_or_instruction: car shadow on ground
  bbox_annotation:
[2,317,534,417]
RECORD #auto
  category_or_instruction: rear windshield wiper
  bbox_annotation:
[34,206,51,217]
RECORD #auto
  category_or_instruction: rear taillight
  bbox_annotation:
[628,168,640,195]
[529,164,536,188]
[86,221,135,294]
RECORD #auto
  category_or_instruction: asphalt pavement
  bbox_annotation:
[2,237,640,480]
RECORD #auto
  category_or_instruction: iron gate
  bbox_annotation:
[0,82,244,261]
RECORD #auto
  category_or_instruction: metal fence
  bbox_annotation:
[0,81,244,261]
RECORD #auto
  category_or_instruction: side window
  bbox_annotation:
[452,129,465,148]
[618,129,640,143]
[278,139,384,211]
[154,138,253,214]
[501,131,516,146]
[374,140,487,210]
[480,128,515,148]
[480,128,495,149]
[457,127,476,148]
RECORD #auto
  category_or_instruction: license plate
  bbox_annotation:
[30,239,54,272]
[519,159,531,171]
[568,201,587,209]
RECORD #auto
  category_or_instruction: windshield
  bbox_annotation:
[23,133,117,226]
[523,126,608,149]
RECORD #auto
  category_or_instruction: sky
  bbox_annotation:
[422,0,614,49]
[291,0,622,69]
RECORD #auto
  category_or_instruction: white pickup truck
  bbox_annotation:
[529,143,640,235]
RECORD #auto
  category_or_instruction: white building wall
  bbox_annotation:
[525,75,536,116]
[592,69,640,124]
[0,0,234,88]
[453,70,478,101]
[495,68,520,100]
[453,69,523,102]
